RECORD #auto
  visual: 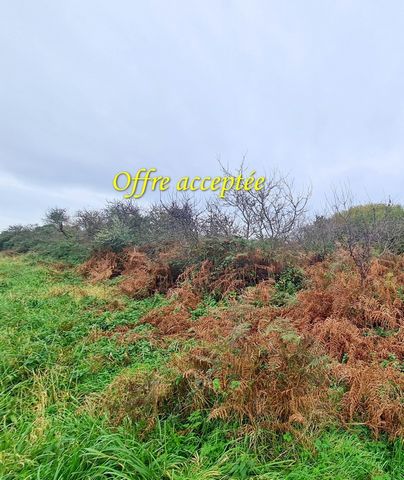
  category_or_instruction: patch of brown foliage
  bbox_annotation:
[177,260,213,292]
[107,315,331,433]
[334,363,404,438]
[240,280,275,306]
[176,250,284,297]
[80,245,290,301]
[107,304,331,435]
[287,252,404,438]
[312,317,404,365]
[119,249,170,298]
[289,255,403,363]
[78,251,120,282]
[139,303,192,337]
[167,284,201,311]
[175,322,330,434]
[291,253,403,331]
[211,251,282,296]
[79,248,172,298]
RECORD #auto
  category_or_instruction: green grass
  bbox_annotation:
[0,254,402,479]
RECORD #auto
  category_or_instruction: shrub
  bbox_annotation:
[271,266,305,306]
[93,219,134,253]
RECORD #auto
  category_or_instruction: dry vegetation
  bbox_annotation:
[77,242,404,441]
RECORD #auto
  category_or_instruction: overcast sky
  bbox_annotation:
[1,0,404,229]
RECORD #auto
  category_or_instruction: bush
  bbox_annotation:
[271,266,306,306]
[0,224,89,263]
[93,220,134,253]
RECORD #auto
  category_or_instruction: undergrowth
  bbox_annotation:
[0,254,402,479]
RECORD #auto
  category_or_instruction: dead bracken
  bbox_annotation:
[82,245,403,440]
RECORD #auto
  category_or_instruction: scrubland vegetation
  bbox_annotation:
[0,185,403,479]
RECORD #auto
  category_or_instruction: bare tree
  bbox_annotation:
[220,161,311,240]
[149,194,201,243]
[105,200,144,231]
[75,208,106,238]
[44,207,70,237]
[199,199,239,238]
[329,186,404,282]
[298,213,337,260]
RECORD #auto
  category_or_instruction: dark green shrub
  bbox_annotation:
[93,220,135,253]
[272,266,305,306]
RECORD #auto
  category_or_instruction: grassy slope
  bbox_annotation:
[0,254,402,479]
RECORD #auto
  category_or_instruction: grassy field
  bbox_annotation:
[0,254,402,479]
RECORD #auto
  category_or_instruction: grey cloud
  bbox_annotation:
[0,0,403,228]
